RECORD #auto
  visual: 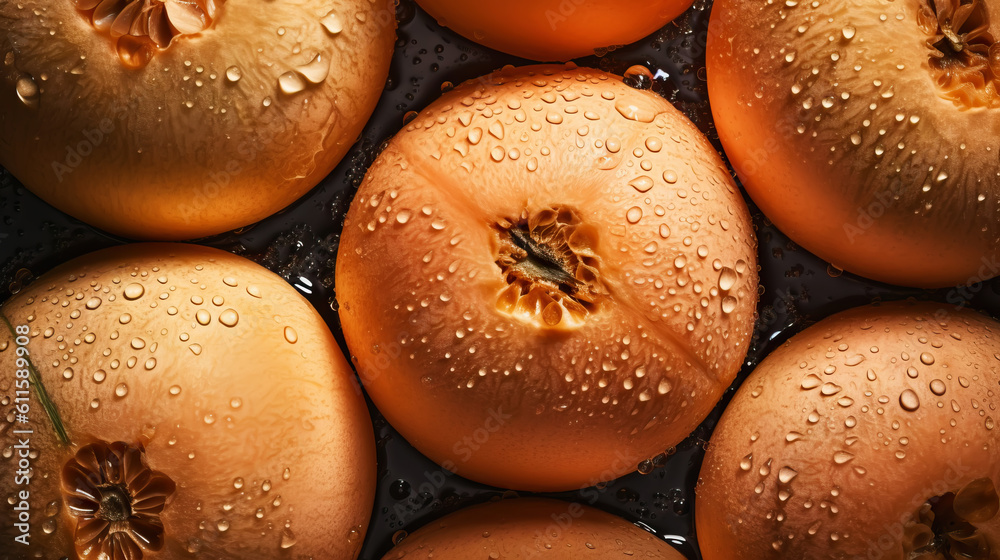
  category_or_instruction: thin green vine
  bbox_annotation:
[1,311,70,445]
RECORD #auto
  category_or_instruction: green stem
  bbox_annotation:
[1,312,70,445]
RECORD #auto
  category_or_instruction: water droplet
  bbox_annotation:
[899,389,920,411]
[801,374,822,390]
[85,297,102,310]
[233,477,244,489]
[842,25,856,39]
[719,267,738,291]
[196,309,211,325]
[280,528,296,549]
[821,382,843,396]
[778,467,798,483]
[626,207,643,224]
[93,369,106,383]
[657,379,672,394]
[115,35,153,69]
[219,309,239,327]
[217,520,230,532]
[833,451,854,464]
[225,66,242,82]
[739,453,753,471]
[614,99,655,122]
[721,296,737,314]
[15,74,40,108]
[115,383,128,398]
[623,65,654,89]
[284,326,298,344]
[920,352,934,365]
[396,210,412,224]
[392,530,408,545]
[929,379,946,396]
[169,385,181,396]
[321,10,343,34]
[629,176,653,193]
[278,71,306,94]
[297,53,329,84]
[124,283,145,300]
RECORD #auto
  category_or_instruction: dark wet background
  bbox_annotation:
[2,0,999,558]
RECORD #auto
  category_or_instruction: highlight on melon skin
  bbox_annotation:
[696,300,1000,560]
[336,63,759,492]
[0,0,396,241]
[0,243,376,559]
[380,497,690,559]
[706,0,1000,288]
[415,0,696,61]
